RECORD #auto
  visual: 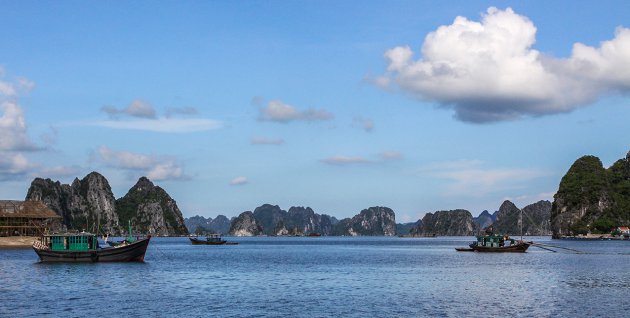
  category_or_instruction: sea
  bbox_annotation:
[1,236,629,317]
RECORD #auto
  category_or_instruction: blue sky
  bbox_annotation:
[1,1,629,222]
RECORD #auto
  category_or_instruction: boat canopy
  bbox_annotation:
[41,233,98,251]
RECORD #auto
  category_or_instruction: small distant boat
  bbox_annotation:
[32,232,151,262]
[456,234,530,253]
[189,234,237,245]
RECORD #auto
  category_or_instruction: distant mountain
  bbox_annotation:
[26,172,188,236]
[184,214,232,234]
[253,204,287,235]
[552,151,630,237]
[185,215,210,234]
[285,206,335,235]
[521,201,552,235]
[116,177,188,236]
[26,172,119,234]
[228,204,339,236]
[332,206,396,236]
[229,211,262,236]
[209,215,231,234]
[493,201,521,235]
[396,221,421,236]
[410,209,477,236]
[473,210,495,229]
[491,200,552,236]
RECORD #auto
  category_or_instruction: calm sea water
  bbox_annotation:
[1,236,629,317]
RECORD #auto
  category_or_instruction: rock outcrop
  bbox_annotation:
[333,206,396,236]
[396,221,421,236]
[253,204,287,235]
[473,210,495,229]
[521,200,552,235]
[410,209,477,236]
[229,211,262,236]
[493,201,522,234]
[491,200,552,236]
[209,215,232,234]
[26,172,119,234]
[551,151,630,237]
[285,206,335,235]
[116,177,188,236]
[27,173,189,236]
[185,214,232,234]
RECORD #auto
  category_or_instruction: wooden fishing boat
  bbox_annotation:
[456,234,530,253]
[32,232,151,262]
[189,234,236,245]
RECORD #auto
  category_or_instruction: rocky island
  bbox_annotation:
[25,172,188,236]
[551,151,630,238]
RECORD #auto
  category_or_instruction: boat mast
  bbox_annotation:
[520,209,523,241]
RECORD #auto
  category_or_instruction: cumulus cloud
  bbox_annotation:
[0,152,34,180]
[96,146,185,181]
[352,117,374,132]
[0,72,40,180]
[259,100,333,123]
[418,159,546,195]
[230,176,249,186]
[0,101,39,151]
[378,7,630,123]
[0,81,15,96]
[320,156,372,165]
[250,136,285,145]
[102,100,157,119]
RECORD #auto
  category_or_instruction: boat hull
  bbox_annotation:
[469,241,530,253]
[33,237,150,262]
[189,237,227,245]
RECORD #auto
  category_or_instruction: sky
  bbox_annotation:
[1,1,629,222]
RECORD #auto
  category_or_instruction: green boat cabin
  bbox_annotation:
[42,233,98,251]
[475,234,516,248]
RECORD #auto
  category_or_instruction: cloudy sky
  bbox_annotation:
[1,1,629,222]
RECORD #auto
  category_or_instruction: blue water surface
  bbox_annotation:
[1,236,629,317]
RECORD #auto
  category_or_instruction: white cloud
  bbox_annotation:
[91,117,223,133]
[0,152,34,179]
[0,72,40,180]
[102,100,156,119]
[16,77,35,93]
[37,165,83,178]
[321,156,371,165]
[147,162,183,181]
[259,100,333,123]
[352,117,374,132]
[0,81,15,96]
[378,7,630,123]
[418,159,546,195]
[0,101,38,151]
[97,146,185,181]
[230,176,249,186]
[379,151,403,161]
[250,136,285,145]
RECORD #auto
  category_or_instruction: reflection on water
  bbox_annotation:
[1,237,629,317]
